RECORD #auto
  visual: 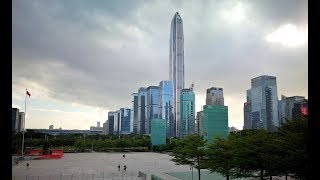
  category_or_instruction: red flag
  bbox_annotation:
[26,90,31,97]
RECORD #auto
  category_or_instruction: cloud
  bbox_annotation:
[13,0,308,130]
[266,24,308,47]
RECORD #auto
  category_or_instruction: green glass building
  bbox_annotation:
[203,105,228,143]
[151,119,166,147]
[180,88,195,138]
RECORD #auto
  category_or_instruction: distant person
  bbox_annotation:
[123,165,127,171]
[118,164,120,171]
[27,163,29,168]
[123,154,125,158]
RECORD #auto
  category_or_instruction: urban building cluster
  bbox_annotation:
[243,75,308,131]
[12,13,307,146]
[102,13,229,146]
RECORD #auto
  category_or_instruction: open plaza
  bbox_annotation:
[12,152,294,180]
[12,152,213,180]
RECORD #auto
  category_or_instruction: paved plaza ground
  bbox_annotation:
[12,152,293,180]
[12,152,192,180]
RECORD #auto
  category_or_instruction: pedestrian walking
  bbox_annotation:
[27,163,29,168]
[123,154,125,158]
[123,165,127,171]
[118,164,120,171]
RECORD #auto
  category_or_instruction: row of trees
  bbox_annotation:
[171,117,308,180]
[12,133,151,153]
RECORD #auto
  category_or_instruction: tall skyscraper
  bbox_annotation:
[180,88,195,138]
[245,75,279,131]
[137,87,147,134]
[170,12,185,137]
[146,86,159,134]
[131,93,138,133]
[206,87,224,106]
[97,121,100,128]
[159,80,175,137]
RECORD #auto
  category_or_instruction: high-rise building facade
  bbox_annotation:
[12,108,19,133]
[203,105,228,143]
[243,89,252,130]
[159,80,175,137]
[137,87,147,134]
[206,87,224,106]
[145,86,159,134]
[196,111,204,136]
[114,110,120,134]
[180,88,195,137]
[151,119,166,148]
[103,121,109,135]
[108,111,117,134]
[243,102,252,130]
[170,12,185,137]
[131,93,139,133]
[120,108,132,134]
[278,95,307,125]
[108,111,116,135]
[18,112,25,132]
[245,75,279,131]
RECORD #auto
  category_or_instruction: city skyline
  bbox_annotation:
[12,0,308,130]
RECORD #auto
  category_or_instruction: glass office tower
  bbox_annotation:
[180,88,195,138]
[246,75,279,131]
[108,111,117,135]
[159,80,175,137]
[131,93,139,133]
[170,12,185,137]
[203,105,228,143]
[137,87,147,134]
[146,86,159,135]
[120,108,131,134]
[151,118,166,148]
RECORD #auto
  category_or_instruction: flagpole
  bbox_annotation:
[22,89,27,157]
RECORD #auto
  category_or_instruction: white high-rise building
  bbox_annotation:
[170,12,184,137]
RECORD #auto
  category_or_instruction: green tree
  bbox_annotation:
[276,118,308,179]
[231,129,274,180]
[206,136,235,180]
[171,134,207,180]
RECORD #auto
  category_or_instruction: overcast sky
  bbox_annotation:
[12,0,308,130]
